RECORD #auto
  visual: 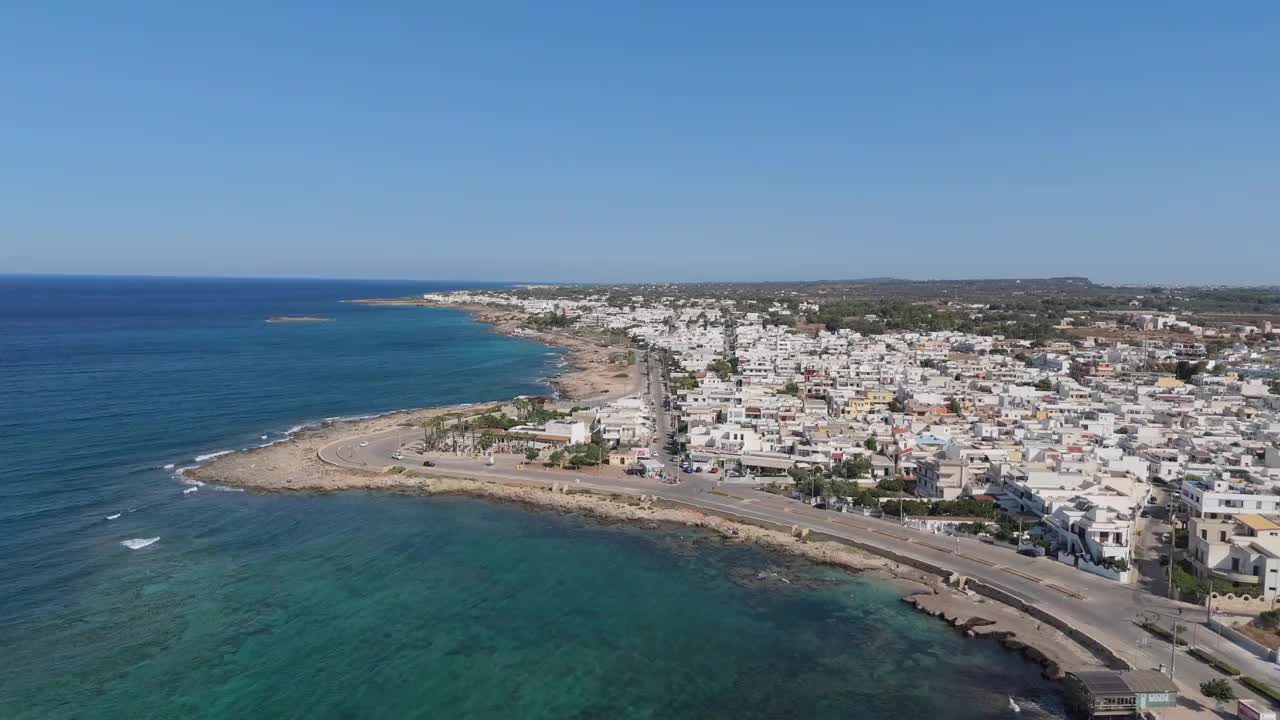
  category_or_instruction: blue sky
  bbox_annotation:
[2,2,1277,284]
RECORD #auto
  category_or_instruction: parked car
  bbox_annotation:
[422,460,436,467]
[1017,547,1042,558]
[359,441,369,447]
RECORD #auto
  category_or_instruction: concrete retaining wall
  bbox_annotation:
[963,578,1133,671]
[1207,592,1278,614]
[1055,551,1132,583]
[1209,618,1276,662]
[665,498,1132,671]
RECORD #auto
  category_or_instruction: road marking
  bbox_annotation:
[872,529,911,542]
[919,542,956,554]
[960,555,998,567]
[1046,583,1086,599]
[1001,567,1043,584]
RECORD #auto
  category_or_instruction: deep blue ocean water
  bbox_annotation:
[0,276,1064,719]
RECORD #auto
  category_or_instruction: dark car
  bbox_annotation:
[1017,547,1042,558]
[422,460,436,467]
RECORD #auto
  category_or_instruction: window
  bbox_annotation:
[1232,558,1241,572]
[1220,531,1228,542]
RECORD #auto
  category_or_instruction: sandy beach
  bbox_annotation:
[351,298,640,401]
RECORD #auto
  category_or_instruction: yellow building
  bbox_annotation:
[846,397,873,414]
[866,390,895,405]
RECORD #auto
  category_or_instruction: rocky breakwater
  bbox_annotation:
[904,589,1104,680]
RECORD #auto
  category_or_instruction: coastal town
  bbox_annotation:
[409,280,1280,718]
[192,279,1280,718]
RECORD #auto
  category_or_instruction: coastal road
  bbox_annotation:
[318,376,1278,714]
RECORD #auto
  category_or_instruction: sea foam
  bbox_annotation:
[121,537,159,550]
[194,450,233,463]
[106,513,121,520]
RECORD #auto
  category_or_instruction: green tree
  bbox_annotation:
[1034,377,1055,392]
[1199,679,1235,703]
[422,415,448,450]
[947,398,963,414]
[864,436,878,452]
[478,429,497,453]
[877,477,905,492]
[524,447,540,462]
[512,397,531,420]
[548,449,566,467]
[887,398,905,413]
[789,466,826,497]
[783,381,800,396]
[707,359,734,380]
[672,376,699,391]
[842,455,873,479]
[1171,564,1206,597]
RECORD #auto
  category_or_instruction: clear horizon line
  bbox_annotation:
[2,271,1277,290]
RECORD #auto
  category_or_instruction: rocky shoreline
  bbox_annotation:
[186,423,1104,682]
[184,294,1107,683]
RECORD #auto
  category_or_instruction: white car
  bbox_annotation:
[359,441,369,447]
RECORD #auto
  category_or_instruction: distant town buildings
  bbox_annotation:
[428,288,1280,587]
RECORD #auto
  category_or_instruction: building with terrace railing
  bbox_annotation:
[1179,477,1280,519]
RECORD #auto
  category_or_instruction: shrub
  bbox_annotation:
[1100,556,1129,572]
[1241,676,1280,704]
[1138,621,1188,646]
[1258,609,1280,631]
[1171,564,1207,598]
[1200,679,1236,703]
[1188,648,1239,676]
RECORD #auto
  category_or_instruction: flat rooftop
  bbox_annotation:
[1237,514,1280,532]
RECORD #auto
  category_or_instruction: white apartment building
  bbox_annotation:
[1187,514,1280,602]
[1179,477,1280,518]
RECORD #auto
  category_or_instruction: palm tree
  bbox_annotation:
[512,398,531,421]
[422,415,448,451]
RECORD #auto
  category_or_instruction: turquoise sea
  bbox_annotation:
[0,276,1065,719]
